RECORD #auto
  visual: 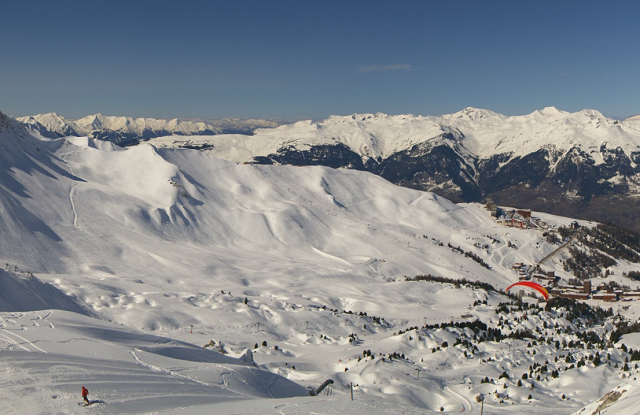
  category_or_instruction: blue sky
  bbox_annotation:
[1,1,639,120]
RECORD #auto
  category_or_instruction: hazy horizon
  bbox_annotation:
[2,1,639,120]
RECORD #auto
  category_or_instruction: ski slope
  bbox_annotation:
[0,310,309,414]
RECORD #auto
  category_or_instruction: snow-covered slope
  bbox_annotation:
[571,376,640,415]
[0,307,307,414]
[0,111,81,270]
[4,108,640,414]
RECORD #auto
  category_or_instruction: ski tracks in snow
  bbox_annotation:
[444,385,474,413]
[59,151,83,229]
[129,349,215,388]
[69,183,80,228]
[0,312,55,353]
[1,328,48,353]
[28,311,54,329]
[491,230,539,270]
[42,311,55,329]
[0,331,30,352]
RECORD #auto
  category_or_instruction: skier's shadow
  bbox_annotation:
[80,400,106,407]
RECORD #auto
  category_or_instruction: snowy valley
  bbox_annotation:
[3,108,640,414]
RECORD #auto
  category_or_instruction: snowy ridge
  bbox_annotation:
[19,112,82,138]
[17,112,282,143]
[20,108,640,167]
[149,107,640,165]
[18,112,221,141]
[74,113,223,136]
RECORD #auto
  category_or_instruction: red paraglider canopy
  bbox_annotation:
[506,281,549,301]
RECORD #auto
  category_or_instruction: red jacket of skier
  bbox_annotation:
[82,386,88,397]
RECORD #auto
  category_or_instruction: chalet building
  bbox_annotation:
[592,293,618,301]
[517,209,532,218]
[556,292,590,300]
[534,274,556,283]
[495,209,540,229]
[488,205,549,230]
[620,292,640,298]
[549,279,640,302]
[498,212,527,229]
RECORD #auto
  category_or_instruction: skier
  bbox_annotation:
[81,386,89,404]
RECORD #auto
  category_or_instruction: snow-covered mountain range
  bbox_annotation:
[143,107,640,230]
[20,108,640,230]
[18,112,281,144]
[4,107,640,414]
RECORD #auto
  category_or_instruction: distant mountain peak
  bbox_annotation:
[578,108,608,119]
[539,106,564,115]
[447,107,503,121]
